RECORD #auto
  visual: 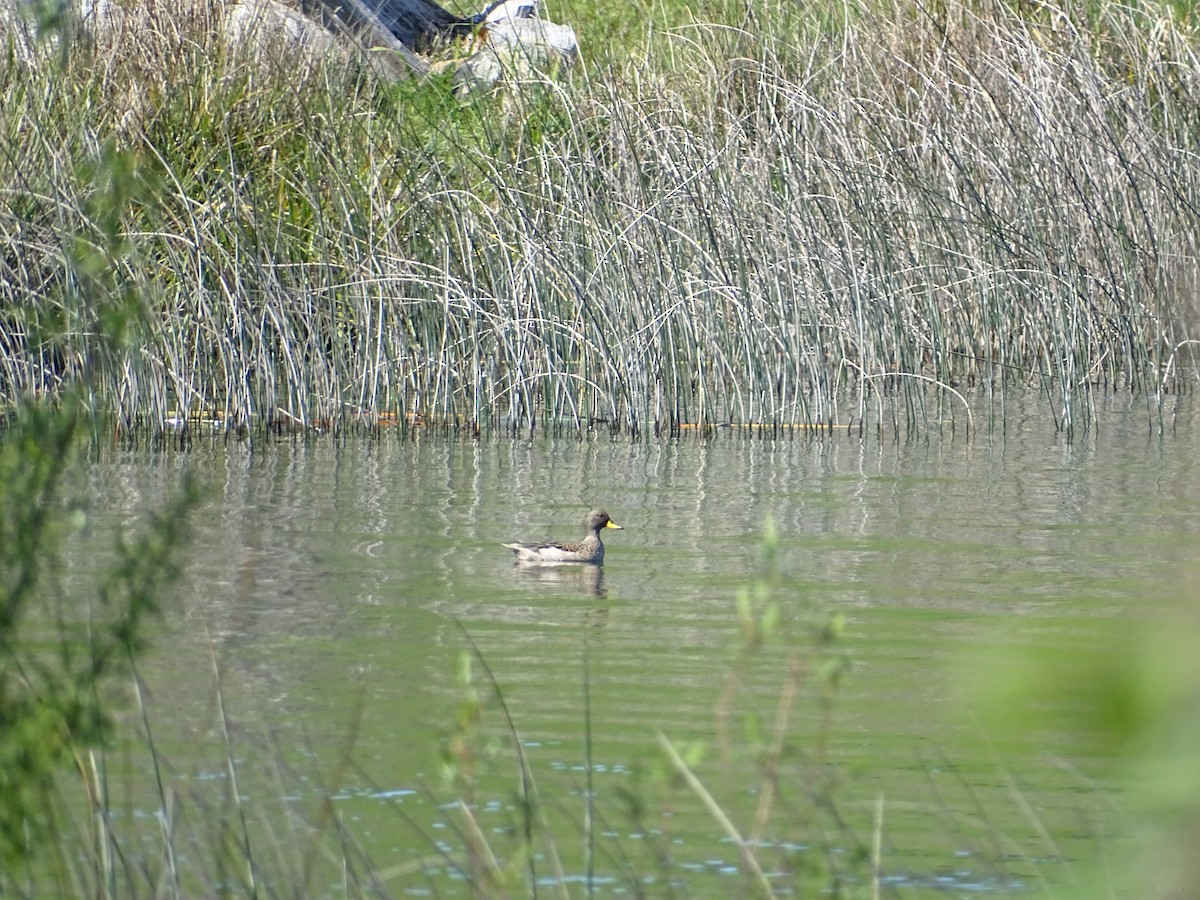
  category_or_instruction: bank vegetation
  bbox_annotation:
[2,0,1199,438]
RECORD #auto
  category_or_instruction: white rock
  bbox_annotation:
[454,16,577,93]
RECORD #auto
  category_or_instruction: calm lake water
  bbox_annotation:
[75,391,1197,897]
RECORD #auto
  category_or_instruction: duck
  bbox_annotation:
[503,509,623,564]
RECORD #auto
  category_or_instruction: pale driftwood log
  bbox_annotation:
[229,0,478,79]
[225,0,348,74]
[0,0,470,77]
[0,0,576,90]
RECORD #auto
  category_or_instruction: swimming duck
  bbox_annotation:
[503,509,623,564]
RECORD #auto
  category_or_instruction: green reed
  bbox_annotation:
[1,0,1197,439]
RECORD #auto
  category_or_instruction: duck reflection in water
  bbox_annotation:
[510,558,607,599]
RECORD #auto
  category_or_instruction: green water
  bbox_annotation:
[73,392,1197,896]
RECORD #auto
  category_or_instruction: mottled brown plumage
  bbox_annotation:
[503,509,622,564]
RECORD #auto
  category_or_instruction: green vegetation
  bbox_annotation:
[0,143,198,879]
[1,1,1199,896]
[0,398,196,882]
[2,0,1198,438]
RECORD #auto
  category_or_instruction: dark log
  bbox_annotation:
[297,0,473,76]
[359,0,474,46]
[305,0,472,54]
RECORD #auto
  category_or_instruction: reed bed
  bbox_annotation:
[1,0,1198,437]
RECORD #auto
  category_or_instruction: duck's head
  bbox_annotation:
[586,509,622,531]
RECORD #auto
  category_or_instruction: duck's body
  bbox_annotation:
[503,509,622,564]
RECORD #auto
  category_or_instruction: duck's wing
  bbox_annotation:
[503,539,593,562]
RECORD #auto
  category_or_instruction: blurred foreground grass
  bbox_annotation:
[970,582,1200,898]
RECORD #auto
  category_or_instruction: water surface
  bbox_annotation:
[79,392,1197,895]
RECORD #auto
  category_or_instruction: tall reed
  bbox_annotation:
[1,0,1197,438]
